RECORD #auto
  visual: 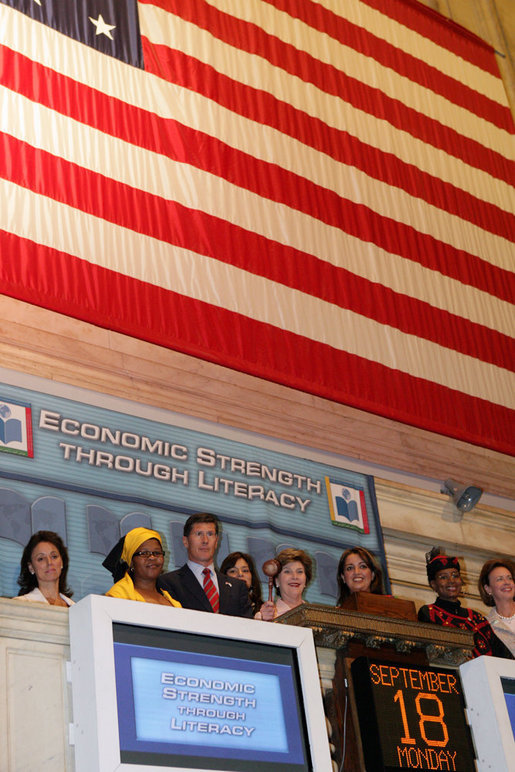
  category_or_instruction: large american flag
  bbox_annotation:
[1,0,514,455]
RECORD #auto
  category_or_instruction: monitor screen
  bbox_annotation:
[69,595,331,772]
[113,623,311,770]
[500,677,515,741]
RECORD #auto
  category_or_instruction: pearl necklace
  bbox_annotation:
[497,610,515,621]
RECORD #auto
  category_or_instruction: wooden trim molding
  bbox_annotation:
[1,296,514,500]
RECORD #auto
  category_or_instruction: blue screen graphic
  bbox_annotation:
[131,656,287,751]
[501,677,515,741]
[114,641,307,766]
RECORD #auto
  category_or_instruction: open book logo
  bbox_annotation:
[325,477,369,533]
[0,398,34,457]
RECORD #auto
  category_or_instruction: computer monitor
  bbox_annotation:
[69,595,332,771]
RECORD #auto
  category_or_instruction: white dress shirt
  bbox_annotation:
[187,560,220,592]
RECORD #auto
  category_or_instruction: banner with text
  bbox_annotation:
[0,381,387,601]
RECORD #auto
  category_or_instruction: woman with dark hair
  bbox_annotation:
[104,527,181,607]
[478,558,515,656]
[220,551,263,614]
[336,546,384,606]
[13,530,74,606]
[256,548,313,621]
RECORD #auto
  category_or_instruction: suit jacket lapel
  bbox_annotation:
[181,564,213,612]
[217,571,235,613]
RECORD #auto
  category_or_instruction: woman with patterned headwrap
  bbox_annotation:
[417,547,512,659]
[103,527,181,607]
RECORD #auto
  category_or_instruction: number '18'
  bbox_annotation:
[393,690,449,748]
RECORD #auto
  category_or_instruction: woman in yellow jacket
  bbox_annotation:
[104,527,181,607]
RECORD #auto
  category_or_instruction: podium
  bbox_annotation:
[338,592,418,621]
[0,595,477,771]
[275,597,475,771]
[68,595,334,771]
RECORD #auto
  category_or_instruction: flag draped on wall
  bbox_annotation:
[1,0,514,454]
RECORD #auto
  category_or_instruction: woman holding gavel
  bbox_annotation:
[255,548,312,621]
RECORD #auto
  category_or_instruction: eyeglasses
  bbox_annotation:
[133,550,165,559]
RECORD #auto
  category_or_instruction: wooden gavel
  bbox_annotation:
[262,558,281,602]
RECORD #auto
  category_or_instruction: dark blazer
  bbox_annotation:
[160,564,253,617]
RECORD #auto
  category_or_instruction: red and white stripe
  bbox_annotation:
[1,0,514,453]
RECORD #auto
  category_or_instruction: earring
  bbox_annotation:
[29,569,35,575]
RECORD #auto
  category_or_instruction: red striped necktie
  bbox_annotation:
[202,568,220,613]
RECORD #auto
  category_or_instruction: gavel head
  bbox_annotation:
[262,558,281,578]
[262,559,281,603]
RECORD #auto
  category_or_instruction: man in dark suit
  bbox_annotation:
[160,513,253,617]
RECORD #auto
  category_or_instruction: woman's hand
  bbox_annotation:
[259,600,277,621]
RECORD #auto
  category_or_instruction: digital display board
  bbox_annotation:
[113,623,310,770]
[351,657,476,771]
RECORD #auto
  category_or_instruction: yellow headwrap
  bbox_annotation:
[121,527,163,566]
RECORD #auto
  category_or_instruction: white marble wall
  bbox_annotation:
[0,600,73,772]
[376,479,515,612]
